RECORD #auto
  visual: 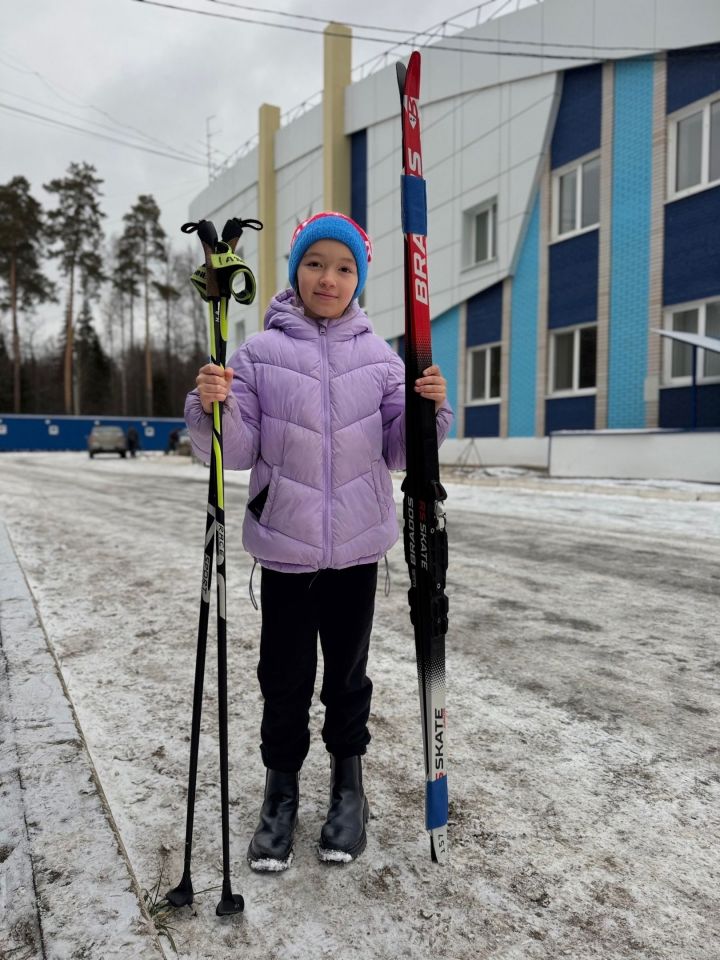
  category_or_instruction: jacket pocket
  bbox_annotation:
[370,459,392,521]
[254,465,280,526]
[247,484,270,519]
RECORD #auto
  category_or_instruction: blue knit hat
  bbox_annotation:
[288,212,373,299]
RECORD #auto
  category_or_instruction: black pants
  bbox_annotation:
[257,563,378,773]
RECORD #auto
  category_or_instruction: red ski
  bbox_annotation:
[397,51,449,864]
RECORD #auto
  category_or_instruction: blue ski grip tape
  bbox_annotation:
[425,775,448,830]
[401,175,427,236]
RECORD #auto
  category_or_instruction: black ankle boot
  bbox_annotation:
[247,769,299,872]
[318,755,369,863]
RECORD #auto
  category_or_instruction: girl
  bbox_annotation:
[185,212,452,871]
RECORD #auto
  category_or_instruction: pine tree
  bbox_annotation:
[0,329,12,411]
[75,297,112,414]
[174,245,206,364]
[110,232,141,415]
[0,176,55,412]
[122,195,166,415]
[153,264,182,412]
[44,162,105,414]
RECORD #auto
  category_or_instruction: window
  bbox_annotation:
[669,96,720,198]
[463,200,497,267]
[467,344,501,403]
[663,299,720,385]
[553,154,600,239]
[548,324,597,395]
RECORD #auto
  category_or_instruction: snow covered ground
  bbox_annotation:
[1,451,719,959]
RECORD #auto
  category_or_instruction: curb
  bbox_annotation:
[436,470,720,502]
[0,522,165,959]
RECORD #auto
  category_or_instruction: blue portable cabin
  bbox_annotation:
[0,415,186,453]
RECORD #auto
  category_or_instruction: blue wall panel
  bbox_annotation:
[509,195,540,437]
[608,59,654,429]
[465,404,500,437]
[431,306,459,438]
[350,130,368,230]
[666,43,720,114]
[551,64,602,169]
[467,282,503,346]
[659,385,720,428]
[0,415,185,452]
[664,186,720,306]
[548,230,599,329]
[545,396,596,433]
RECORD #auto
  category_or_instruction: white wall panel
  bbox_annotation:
[275,104,323,168]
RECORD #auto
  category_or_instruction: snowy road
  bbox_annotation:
[1,452,719,960]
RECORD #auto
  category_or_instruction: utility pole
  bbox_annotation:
[206,115,217,184]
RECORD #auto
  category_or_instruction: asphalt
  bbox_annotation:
[1,466,718,958]
[0,521,165,960]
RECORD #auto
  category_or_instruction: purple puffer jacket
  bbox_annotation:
[185,289,453,573]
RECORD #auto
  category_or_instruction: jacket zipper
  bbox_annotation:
[319,325,332,567]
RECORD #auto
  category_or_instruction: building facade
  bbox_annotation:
[189,0,720,443]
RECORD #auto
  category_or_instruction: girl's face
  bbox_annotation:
[296,239,358,320]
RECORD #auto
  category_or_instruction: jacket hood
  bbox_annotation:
[263,288,373,341]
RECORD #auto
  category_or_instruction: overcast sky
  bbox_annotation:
[0,0,528,341]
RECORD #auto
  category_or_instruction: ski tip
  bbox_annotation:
[396,60,407,98]
[406,50,421,89]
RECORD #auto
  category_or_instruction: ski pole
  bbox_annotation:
[166,219,223,912]
[213,217,259,916]
[167,217,261,916]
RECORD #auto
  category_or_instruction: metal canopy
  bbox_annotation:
[654,328,720,430]
[655,328,720,353]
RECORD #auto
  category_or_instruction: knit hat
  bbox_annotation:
[288,212,373,299]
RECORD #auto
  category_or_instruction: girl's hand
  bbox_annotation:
[196,363,234,415]
[415,364,447,412]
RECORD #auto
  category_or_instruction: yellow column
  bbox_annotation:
[258,102,280,326]
[323,22,352,214]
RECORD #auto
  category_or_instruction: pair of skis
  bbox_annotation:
[397,52,450,865]
[166,216,261,915]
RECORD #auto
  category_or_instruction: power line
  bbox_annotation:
[128,0,650,61]
[348,1,534,81]
[162,0,663,54]
[0,101,206,167]
[0,51,208,163]
[200,0,506,39]
[131,0,720,59]
[0,87,205,165]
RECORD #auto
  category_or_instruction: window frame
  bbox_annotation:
[667,94,720,201]
[547,322,598,397]
[551,151,601,242]
[661,297,720,387]
[466,342,502,405]
[462,198,498,269]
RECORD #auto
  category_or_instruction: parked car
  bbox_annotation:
[88,425,127,458]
